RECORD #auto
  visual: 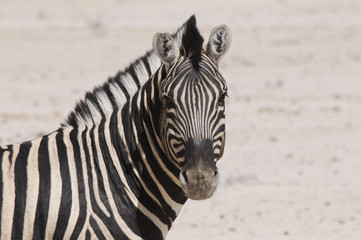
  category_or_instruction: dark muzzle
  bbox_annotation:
[180,139,219,200]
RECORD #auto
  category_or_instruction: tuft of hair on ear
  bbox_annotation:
[180,15,204,71]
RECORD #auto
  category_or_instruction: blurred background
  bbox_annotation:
[1,0,361,239]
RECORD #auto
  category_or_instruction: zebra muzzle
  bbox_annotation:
[180,139,219,200]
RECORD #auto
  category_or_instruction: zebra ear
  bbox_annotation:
[153,32,179,67]
[206,25,232,65]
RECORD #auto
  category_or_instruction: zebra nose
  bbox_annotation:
[180,167,219,200]
[180,138,219,200]
[182,167,216,184]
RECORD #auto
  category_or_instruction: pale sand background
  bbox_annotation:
[1,0,361,239]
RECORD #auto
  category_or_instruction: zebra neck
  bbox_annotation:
[117,67,187,225]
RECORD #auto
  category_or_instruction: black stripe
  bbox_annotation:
[54,130,72,238]
[70,128,87,240]
[85,229,91,240]
[8,145,14,164]
[33,136,50,239]
[89,216,106,240]
[0,147,4,236]
[11,141,31,239]
[136,211,163,239]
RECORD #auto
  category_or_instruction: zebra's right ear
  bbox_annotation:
[153,32,179,68]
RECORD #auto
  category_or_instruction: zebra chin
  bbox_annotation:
[178,139,220,200]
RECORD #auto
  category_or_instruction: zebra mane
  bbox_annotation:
[180,15,204,71]
[61,51,161,128]
[61,16,194,129]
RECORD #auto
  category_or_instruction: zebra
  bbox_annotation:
[0,15,231,239]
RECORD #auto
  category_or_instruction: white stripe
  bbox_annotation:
[148,52,162,74]
[1,144,19,239]
[121,72,138,94]
[62,129,80,238]
[96,91,113,117]
[45,132,62,238]
[109,82,127,107]
[134,60,150,85]
[86,99,101,125]
[23,137,41,238]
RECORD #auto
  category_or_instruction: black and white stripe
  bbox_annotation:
[0,15,231,239]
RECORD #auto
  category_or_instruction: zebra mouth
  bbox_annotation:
[179,168,219,200]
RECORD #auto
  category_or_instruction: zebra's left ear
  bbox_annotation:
[206,25,232,65]
[153,32,179,68]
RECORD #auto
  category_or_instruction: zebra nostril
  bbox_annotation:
[213,170,218,177]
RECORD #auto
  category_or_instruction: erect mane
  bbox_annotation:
[61,51,161,128]
[180,15,204,71]
[61,16,195,129]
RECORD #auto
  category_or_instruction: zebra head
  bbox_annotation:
[153,18,231,200]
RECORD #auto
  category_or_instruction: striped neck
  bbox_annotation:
[127,63,188,203]
[109,65,187,238]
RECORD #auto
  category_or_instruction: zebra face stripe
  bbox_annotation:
[159,53,227,200]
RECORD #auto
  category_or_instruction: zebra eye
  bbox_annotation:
[164,96,177,110]
[217,92,228,107]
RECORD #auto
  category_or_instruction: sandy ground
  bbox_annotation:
[1,0,361,239]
